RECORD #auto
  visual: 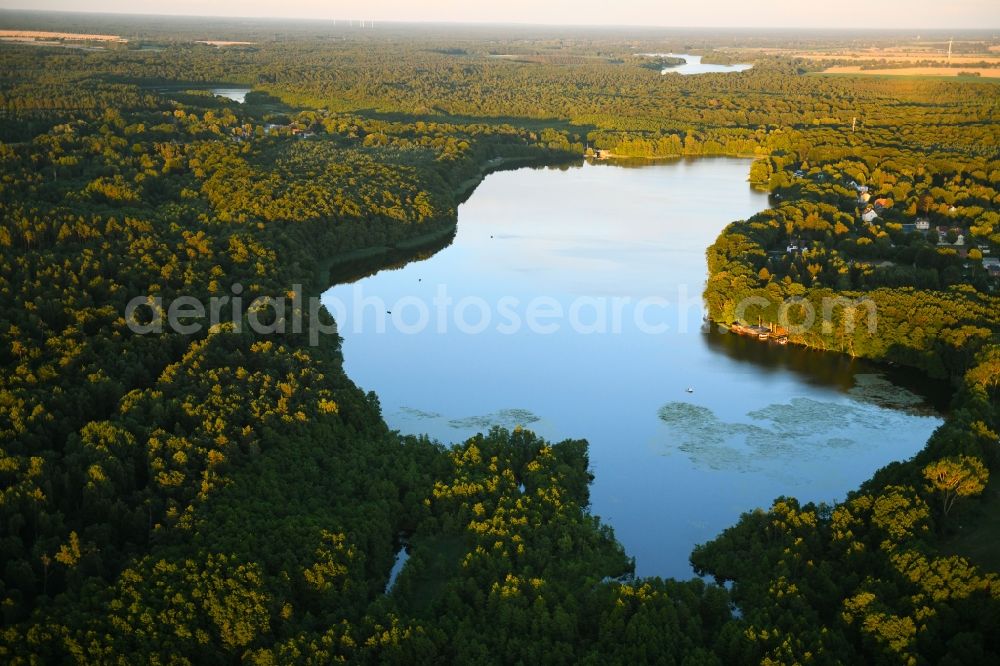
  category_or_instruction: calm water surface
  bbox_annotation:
[322,158,943,579]
[211,87,250,103]
[642,53,753,75]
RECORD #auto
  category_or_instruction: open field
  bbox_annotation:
[822,65,1000,78]
[0,29,125,42]
[195,40,256,47]
[796,50,1000,65]
[727,42,1000,78]
[730,43,1000,67]
[809,53,999,64]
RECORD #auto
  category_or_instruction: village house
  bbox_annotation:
[861,208,878,223]
[915,219,930,231]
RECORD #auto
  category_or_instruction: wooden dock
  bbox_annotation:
[728,321,789,345]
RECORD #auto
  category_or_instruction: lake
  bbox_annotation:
[322,158,944,579]
[211,87,250,103]
[641,53,753,75]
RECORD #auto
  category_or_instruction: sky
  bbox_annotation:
[0,0,997,30]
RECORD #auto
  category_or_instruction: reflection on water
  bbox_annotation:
[847,374,940,413]
[322,158,945,579]
[702,327,951,412]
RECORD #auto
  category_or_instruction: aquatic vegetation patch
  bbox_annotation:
[398,406,444,420]
[448,408,541,430]
[847,373,930,414]
[747,397,886,436]
[825,437,855,449]
[657,402,771,471]
[656,395,930,473]
[496,408,542,425]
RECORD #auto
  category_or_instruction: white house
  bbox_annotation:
[861,209,878,223]
[915,219,930,231]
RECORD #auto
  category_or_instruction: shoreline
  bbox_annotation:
[319,153,564,284]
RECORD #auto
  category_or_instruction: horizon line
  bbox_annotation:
[1,8,998,33]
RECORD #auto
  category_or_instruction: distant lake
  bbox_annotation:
[322,158,943,579]
[642,53,753,75]
[211,87,250,103]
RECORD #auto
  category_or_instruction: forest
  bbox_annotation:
[0,12,997,665]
